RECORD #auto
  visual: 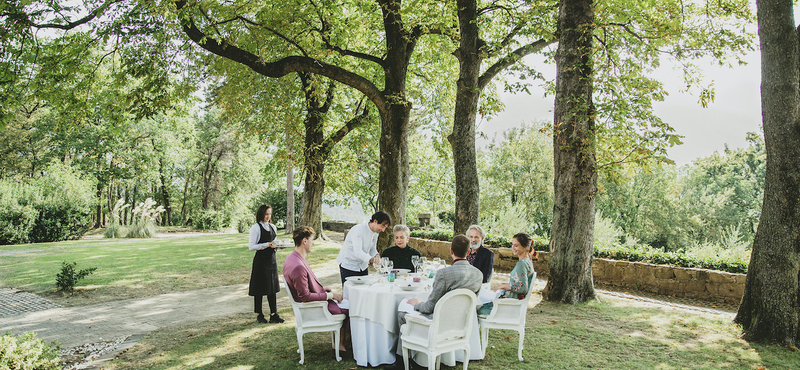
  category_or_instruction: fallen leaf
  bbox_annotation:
[549,320,558,325]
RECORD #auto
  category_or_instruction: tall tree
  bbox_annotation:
[542,0,598,304]
[171,0,443,248]
[734,0,800,345]
[449,0,555,235]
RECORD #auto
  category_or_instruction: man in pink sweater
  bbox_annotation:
[283,226,349,353]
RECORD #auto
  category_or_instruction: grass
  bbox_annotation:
[0,229,339,307]
[3,230,800,369]
[101,296,800,370]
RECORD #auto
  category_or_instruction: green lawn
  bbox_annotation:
[3,232,799,369]
[0,231,340,307]
[101,297,800,370]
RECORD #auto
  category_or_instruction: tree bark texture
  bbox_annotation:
[734,0,800,345]
[299,74,328,239]
[542,0,598,304]
[450,0,482,236]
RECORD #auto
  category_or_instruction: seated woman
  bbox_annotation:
[380,224,422,271]
[477,232,537,315]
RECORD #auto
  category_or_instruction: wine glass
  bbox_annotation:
[373,256,382,275]
[387,260,394,273]
[381,257,390,274]
[433,257,441,269]
[411,255,420,272]
[420,257,428,273]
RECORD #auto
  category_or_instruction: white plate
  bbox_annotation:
[395,281,422,291]
[388,268,411,275]
[346,276,375,285]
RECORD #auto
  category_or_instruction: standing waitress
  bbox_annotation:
[248,205,284,323]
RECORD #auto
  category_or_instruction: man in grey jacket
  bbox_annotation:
[386,235,482,370]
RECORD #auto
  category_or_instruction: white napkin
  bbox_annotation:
[398,298,422,315]
[478,288,504,305]
[336,298,350,310]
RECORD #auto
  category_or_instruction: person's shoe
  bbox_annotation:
[269,313,285,323]
[256,314,268,324]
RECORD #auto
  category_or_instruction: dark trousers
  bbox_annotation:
[254,293,277,315]
[339,265,368,285]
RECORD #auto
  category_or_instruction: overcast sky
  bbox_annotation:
[479,50,763,167]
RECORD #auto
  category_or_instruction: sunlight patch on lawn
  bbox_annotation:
[191,257,213,260]
[88,254,109,259]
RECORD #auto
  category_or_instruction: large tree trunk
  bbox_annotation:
[375,0,414,251]
[449,0,482,236]
[299,74,328,240]
[734,0,800,345]
[542,0,598,304]
[286,127,295,233]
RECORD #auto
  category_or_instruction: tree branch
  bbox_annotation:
[478,37,556,90]
[323,103,370,155]
[174,0,386,113]
[31,0,119,30]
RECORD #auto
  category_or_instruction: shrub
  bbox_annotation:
[193,209,226,231]
[0,189,37,245]
[55,261,97,292]
[0,331,61,370]
[104,199,129,238]
[27,164,93,243]
[127,198,165,238]
[436,210,455,225]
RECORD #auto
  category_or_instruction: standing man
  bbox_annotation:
[466,224,494,283]
[336,211,392,285]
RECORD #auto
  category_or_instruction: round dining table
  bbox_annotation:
[343,275,484,367]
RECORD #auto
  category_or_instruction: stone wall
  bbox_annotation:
[409,237,745,304]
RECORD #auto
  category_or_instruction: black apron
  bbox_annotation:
[248,223,279,296]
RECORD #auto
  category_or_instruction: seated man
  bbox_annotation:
[387,235,482,370]
[466,224,494,283]
[380,224,422,271]
[283,226,349,354]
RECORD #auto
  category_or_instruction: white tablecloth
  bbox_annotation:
[344,277,432,366]
[344,277,485,367]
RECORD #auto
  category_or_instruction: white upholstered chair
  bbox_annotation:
[478,271,536,361]
[283,280,346,364]
[399,288,478,370]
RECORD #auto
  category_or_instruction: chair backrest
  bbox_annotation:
[430,288,477,342]
[282,277,332,326]
[488,270,537,325]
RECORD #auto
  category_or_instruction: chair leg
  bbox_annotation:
[333,330,342,362]
[480,327,488,354]
[431,354,439,370]
[517,329,524,361]
[297,332,305,365]
[463,345,471,370]
[402,347,410,370]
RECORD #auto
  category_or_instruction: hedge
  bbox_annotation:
[410,229,748,274]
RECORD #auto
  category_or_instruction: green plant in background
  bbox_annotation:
[104,199,130,238]
[0,331,61,370]
[128,198,165,238]
[193,209,226,231]
[55,261,97,292]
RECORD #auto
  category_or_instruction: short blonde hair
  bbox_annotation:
[393,224,410,238]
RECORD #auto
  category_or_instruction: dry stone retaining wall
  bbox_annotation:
[409,236,745,304]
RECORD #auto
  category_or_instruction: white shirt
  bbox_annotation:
[336,221,378,272]
[248,222,277,251]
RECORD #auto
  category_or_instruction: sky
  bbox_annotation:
[478,50,763,166]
